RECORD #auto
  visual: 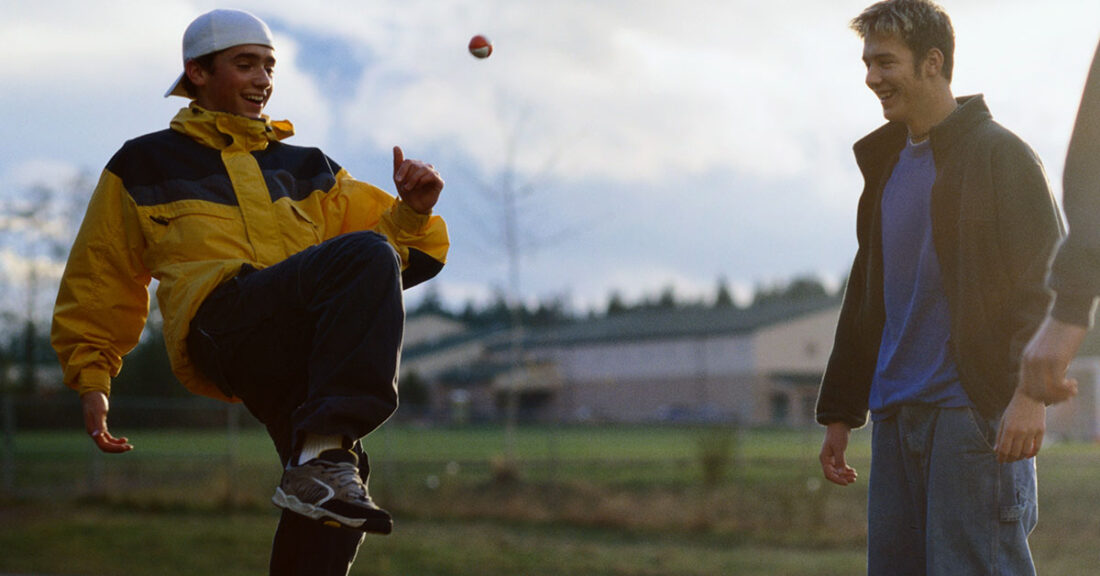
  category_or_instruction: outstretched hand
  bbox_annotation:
[392,146,443,215]
[81,391,133,454]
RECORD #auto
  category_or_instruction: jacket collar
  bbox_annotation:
[928,94,990,157]
[169,104,295,152]
[853,94,990,178]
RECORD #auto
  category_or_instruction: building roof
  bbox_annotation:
[402,324,503,360]
[516,295,841,348]
[400,296,842,362]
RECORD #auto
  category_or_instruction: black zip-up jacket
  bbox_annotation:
[816,95,1064,428]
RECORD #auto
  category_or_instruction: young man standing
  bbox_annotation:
[815,1,1062,573]
[51,9,448,575]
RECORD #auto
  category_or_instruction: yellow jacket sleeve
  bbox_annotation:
[51,169,152,397]
[321,170,449,286]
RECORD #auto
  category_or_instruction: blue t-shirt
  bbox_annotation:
[870,137,971,420]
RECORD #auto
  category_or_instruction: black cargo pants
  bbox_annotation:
[187,230,404,576]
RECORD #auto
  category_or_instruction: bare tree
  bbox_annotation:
[453,109,580,463]
[0,172,92,390]
[0,170,90,492]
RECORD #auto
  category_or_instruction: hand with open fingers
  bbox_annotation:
[81,390,133,454]
[995,389,1045,463]
[392,145,443,215]
[1019,316,1086,404]
[820,422,858,486]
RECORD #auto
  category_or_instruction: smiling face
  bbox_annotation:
[187,44,275,119]
[862,32,936,129]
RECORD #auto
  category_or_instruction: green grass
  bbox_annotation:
[2,424,1098,575]
[0,502,864,576]
[7,424,840,493]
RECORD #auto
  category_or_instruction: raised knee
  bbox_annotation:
[340,231,400,269]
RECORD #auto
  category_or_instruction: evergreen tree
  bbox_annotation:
[714,276,735,308]
[606,291,628,316]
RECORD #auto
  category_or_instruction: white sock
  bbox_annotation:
[297,434,344,466]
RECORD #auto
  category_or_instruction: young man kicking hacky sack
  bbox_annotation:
[52,8,449,575]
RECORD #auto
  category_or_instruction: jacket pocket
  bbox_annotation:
[283,201,322,246]
[138,201,248,261]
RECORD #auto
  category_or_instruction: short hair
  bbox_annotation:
[851,0,955,82]
[181,51,221,99]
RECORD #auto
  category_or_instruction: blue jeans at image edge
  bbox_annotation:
[867,405,1037,576]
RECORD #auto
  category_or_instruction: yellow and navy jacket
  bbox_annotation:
[51,105,449,401]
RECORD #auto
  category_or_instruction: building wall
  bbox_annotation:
[755,378,821,427]
[1047,357,1100,441]
[498,310,841,426]
[544,336,754,382]
[753,306,840,373]
[405,306,841,427]
[546,373,762,423]
[523,334,757,423]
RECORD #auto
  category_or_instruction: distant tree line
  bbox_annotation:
[413,274,841,328]
[4,272,839,399]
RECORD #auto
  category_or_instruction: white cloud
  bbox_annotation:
[260,37,334,146]
[4,0,1099,312]
[13,0,1091,190]
[4,160,83,192]
[0,1,192,84]
[0,249,66,322]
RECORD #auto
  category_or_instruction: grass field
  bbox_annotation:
[3,423,1099,575]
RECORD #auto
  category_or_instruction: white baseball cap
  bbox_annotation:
[165,9,275,98]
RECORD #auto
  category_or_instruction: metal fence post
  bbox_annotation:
[1,389,14,493]
[225,403,241,506]
[88,442,104,496]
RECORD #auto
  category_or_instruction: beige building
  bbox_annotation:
[1042,327,1100,442]
[402,298,842,427]
[1047,357,1100,441]
[404,304,1100,439]
[753,306,841,427]
[402,314,484,380]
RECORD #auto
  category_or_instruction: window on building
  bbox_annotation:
[770,392,790,425]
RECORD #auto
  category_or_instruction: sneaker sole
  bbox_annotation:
[272,488,393,535]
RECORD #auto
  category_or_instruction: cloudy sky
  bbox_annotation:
[3,0,1098,315]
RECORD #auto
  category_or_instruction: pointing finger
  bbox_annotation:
[393,146,406,184]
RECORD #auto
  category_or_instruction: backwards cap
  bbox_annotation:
[165,9,275,98]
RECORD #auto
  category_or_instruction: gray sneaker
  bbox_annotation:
[271,449,393,534]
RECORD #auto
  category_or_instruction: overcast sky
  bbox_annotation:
[3,0,1098,315]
